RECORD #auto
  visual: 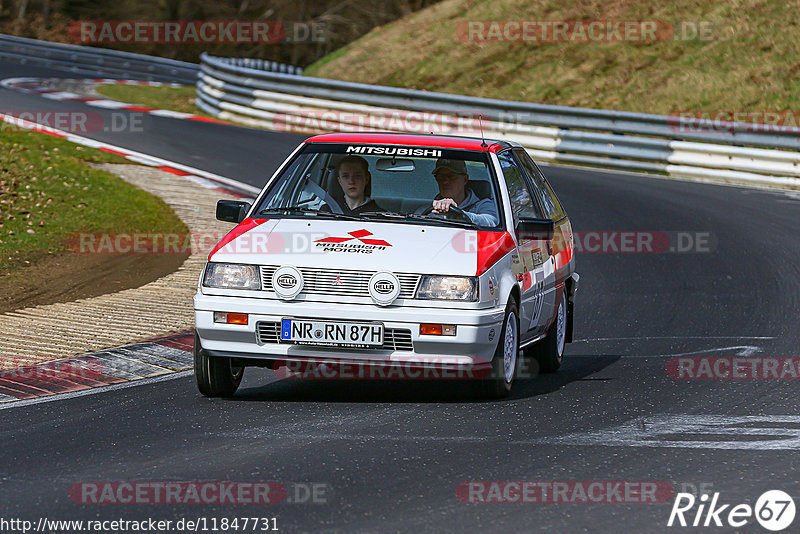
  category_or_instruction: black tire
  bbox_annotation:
[194,331,244,397]
[525,291,567,373]
[477,300,520,399]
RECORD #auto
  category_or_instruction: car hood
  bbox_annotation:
[209,218,489,276]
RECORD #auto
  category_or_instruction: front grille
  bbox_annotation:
[260,266,419,299]
[258,322,281,344]
[256,322,413,351]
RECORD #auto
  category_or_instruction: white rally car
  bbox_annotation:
[194,133,578,398]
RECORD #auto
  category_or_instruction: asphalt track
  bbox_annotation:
[1,60,799,533]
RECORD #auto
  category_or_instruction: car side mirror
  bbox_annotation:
[216,200,251,223]
[517,217,554,240]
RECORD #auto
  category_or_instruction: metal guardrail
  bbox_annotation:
[0,34,199,83]
[0,35,302,85]
[196,53,800,186]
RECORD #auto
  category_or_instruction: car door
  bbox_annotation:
[512,148,573,332]
[496,150,550,339]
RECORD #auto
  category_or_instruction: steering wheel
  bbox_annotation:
[421,204,471,223]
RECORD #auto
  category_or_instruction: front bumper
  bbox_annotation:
[194,294,506,367]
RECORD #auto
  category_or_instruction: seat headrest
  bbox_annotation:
[466,180,492,199]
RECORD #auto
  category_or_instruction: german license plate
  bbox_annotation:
[280,318,384,347]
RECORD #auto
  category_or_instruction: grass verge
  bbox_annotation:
[96,84,213,117]
[0,128,188,276]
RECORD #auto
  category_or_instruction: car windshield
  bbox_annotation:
[253,143,503,229]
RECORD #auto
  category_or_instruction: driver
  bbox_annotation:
[423,158,499,226]
[321,155,384,215]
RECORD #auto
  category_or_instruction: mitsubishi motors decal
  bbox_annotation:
[315,229,392,253]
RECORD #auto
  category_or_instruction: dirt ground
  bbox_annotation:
[0,250,188,313]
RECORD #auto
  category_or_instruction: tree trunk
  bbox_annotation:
[14,0,29,35]
[39,0,51,39]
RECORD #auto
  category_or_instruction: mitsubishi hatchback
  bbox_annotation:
[194,133,578,398]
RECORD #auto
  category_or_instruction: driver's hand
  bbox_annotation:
[432,198,458,214]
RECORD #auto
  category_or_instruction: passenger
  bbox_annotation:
[423,158,499,226]
[321,155,384,215]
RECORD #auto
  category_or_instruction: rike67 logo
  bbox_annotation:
[668,490,795,531]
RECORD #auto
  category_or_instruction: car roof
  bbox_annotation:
[305,132,518,153]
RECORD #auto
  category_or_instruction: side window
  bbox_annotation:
[293,154,327,208]
[261,155,309,209]
[513,148,565,220]
[497,151,543,225]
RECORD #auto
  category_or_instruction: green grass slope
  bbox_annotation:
[0,130,188,275]
[305,0,800,115]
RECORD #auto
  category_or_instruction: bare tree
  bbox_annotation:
[38,0,50,39]
[3,0,441,66]
[13,0,29,34]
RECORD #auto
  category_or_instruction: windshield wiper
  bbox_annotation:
[258,206,361,220]
[359,211,407,219]
[258,206,317,215]
[361,211,478,228]
[408,213,478,228]
[317,211,362,220]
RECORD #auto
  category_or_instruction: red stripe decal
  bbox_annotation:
[522,271,533,292]
[476,231,516,276]
[208,218,270,260]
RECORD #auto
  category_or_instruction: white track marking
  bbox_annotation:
[573,336,775,342]
[149,109,194,119]
[217,415,800,450]
[538,415,800,450]
[616,345,766,358]
[40,91,83,100]
[84,99,132,109]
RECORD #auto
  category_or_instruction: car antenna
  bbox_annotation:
[478,114,488,147]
